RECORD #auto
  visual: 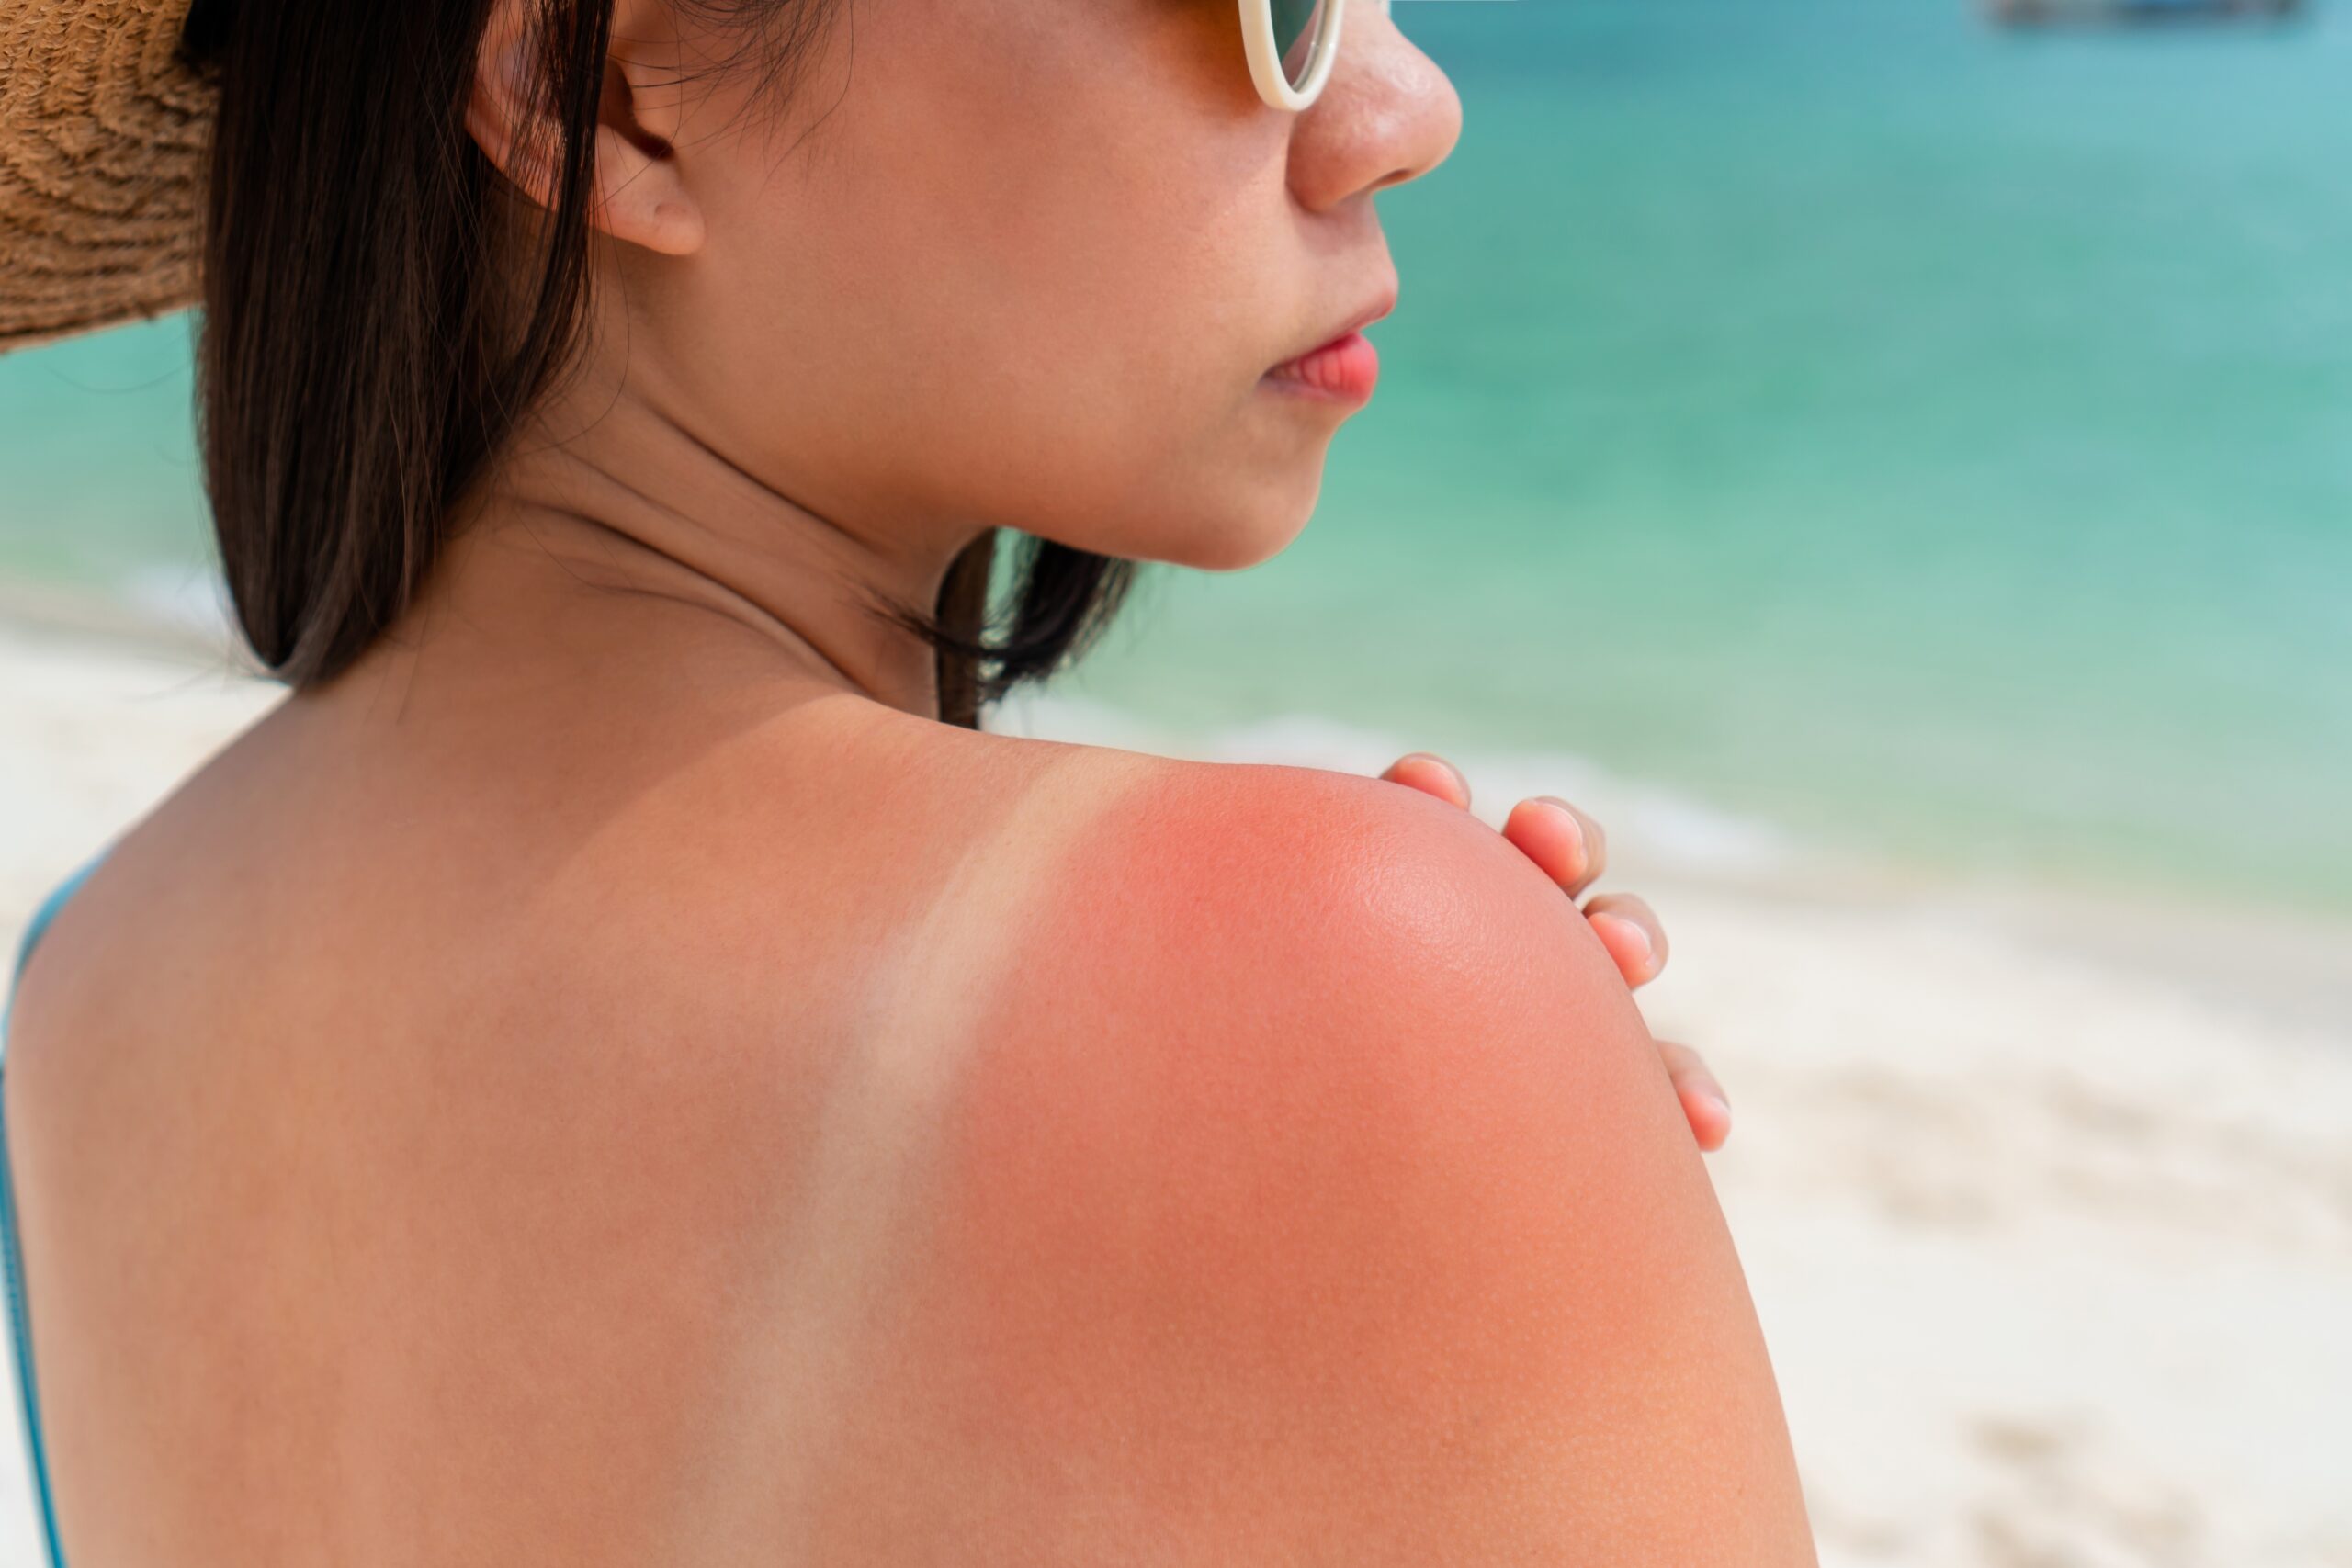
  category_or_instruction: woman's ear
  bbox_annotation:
[462,0,707,258]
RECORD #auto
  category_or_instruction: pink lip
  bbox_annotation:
[1262,330,1381,404]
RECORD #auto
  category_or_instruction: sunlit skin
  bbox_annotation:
[1375,750,1734,1151]
[757,761,1813,1559]
[1,0,1801,1558]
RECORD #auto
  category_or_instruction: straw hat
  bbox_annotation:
[0,0,216,356]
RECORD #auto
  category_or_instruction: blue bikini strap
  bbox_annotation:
[5,850,112,1047]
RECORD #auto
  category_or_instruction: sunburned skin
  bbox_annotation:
[726,758,1817,1564]
[5,680,1809,1564]
[659,737,1161,1560]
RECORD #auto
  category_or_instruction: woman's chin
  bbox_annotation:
[1068,467,1321,573]
[1158,503,1317,572]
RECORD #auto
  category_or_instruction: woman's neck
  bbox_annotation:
[391,373,982,724]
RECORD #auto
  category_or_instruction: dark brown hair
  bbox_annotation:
[177,0,1138,728]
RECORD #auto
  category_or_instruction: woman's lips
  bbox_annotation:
[1261,330,1380,404]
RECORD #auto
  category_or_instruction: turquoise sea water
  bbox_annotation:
[3,0,2348,920]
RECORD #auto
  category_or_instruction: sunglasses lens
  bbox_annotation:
[1270,0,1332,91]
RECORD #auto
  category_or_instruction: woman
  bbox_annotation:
[0,0,1814,1560]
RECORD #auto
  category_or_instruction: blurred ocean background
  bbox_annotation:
[4,0,2348,926]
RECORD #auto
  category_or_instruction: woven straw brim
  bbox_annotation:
[0,0,215,356]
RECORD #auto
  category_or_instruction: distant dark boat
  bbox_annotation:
[1984,0,2305,25]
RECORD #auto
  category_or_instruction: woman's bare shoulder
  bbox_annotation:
[5,723,1815,1559]
[791,752,1820,1562]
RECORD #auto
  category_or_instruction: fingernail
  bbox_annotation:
[1406,753,1464,793]
[1537,796,1586,862]
[1600,914,1651,970]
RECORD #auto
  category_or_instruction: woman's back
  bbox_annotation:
[3,636,1815,1562]
[0,647,1172,1563]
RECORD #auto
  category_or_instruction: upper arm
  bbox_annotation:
[860,762,1818,1564]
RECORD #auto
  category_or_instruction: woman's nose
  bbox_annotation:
[1288,1,1464,212]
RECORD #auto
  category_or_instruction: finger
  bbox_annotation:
[1581,890,1668,987]
[1656,1037,1732,1151]
[1499,795,1605,898]
[1379,752,1471,810]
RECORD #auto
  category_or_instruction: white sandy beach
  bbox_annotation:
[2,606,2348,1568]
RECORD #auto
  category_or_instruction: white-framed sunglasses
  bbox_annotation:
[1240,0,1391,113]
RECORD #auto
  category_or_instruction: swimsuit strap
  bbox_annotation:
[2,844,113,1568]
[7,850,112,1021]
